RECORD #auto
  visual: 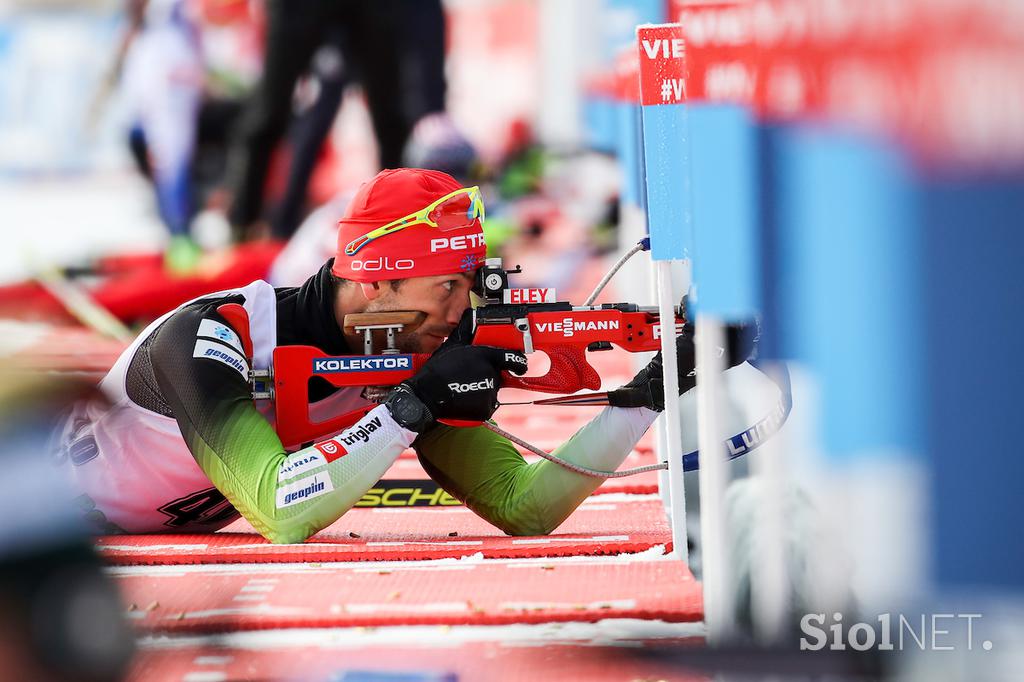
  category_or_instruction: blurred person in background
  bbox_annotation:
[267,27,350,244]
[0,367,134,682]
[119,0,204,271]
[224,0,476,242]
[115,0,260,272]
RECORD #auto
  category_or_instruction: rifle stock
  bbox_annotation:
[268,301,683,447]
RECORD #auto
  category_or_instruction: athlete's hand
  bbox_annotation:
[402,343,528,423]
[442,307,476,346]
[607,318,758,411]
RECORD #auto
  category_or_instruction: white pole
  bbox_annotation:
[645,237,671,513]
[749,362,791,643]
[695,314,734,643]
[655,400,671,513]
[656,261,687,564]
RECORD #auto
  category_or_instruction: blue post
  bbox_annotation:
[920,171,1024,592]
[688,102,760,320]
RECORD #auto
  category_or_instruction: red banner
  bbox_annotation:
[645,0,1024,166]
[670,1,755,104]
[636,24,688,106]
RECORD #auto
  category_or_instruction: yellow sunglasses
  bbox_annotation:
[344,186,485,256]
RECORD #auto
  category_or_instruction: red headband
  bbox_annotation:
[331,168,487,283]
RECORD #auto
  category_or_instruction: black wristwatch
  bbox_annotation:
[383,385,433,433]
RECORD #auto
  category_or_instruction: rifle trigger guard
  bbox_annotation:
[502,345,601,394]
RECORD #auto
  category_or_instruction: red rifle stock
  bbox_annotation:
[270,304,682,448]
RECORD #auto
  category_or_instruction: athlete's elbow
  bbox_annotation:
[256,520,312,545]
[486,500,572,536]
[498,516,563,537]
[266,529,310,544]
[503,524,555,537]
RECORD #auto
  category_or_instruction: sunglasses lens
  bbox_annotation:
[430,189,484,231]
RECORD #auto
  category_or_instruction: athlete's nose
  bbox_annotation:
[446,295,470,328]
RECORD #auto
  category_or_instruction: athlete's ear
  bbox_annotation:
[359,281,382,301]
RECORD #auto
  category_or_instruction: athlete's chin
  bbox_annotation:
[398,333,444,354]
[421,335,445,352]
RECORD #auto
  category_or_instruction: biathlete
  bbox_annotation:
[56,168,750,543]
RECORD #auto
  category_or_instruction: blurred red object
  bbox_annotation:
[0,241,283,326]
[192,0,252,26]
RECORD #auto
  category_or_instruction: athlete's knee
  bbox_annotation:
[498,516,560,537]
[263,527,310,545]
[253,518,312,545]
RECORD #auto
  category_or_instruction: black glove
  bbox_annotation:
[443,307,476,346]
[607,318,759,411]
[398,341,528,424]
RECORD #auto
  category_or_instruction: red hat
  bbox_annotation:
[332,168,487,283]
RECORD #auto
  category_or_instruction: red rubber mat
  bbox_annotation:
[129,637,708,682]
[97,497,670,565]
[115,558,701,633]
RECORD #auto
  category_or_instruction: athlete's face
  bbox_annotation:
[363,272,477,353]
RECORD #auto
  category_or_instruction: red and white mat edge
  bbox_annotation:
[135,618,706,650]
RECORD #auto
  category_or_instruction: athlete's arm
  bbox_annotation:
[413,406,659,536]
[415,315,758,535]
[149,301,417,544]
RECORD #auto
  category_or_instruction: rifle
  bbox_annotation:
[258,242,792,479]
[263,251,684,451]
